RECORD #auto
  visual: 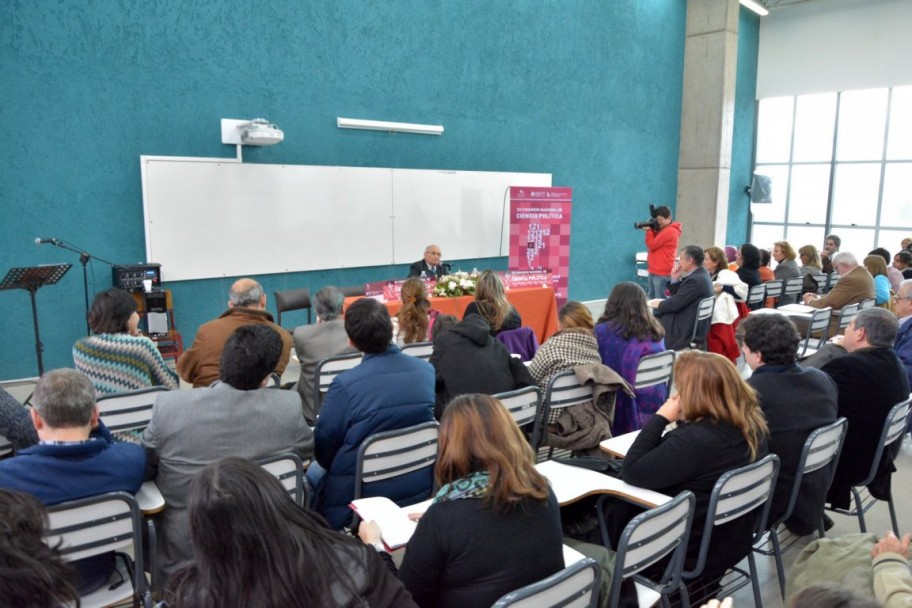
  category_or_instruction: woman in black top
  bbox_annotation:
[360,394,564,608]
[736,243,762,289]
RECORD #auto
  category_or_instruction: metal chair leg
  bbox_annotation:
[748,551,764,608]
[771,528,786,599]
[851,487,867,532]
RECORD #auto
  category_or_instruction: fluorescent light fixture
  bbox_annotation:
[337,117,444,136]
[739,0,769,16]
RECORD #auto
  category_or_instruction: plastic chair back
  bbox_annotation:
[491,557,601,608]
[634,350,675,391]
[258,453,306,507]
[353,421,439,499]
[493,386,542,429]
[96,386,170,434]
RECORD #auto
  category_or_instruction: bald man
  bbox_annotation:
[408,244,448,280]
[177,278,292,388]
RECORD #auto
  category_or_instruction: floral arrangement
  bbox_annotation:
[433,271,479,298]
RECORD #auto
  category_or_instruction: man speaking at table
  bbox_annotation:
[408,244,448,280]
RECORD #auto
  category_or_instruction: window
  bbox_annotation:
[751,86,912,259]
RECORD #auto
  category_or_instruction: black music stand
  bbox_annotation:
[0,264,72,377]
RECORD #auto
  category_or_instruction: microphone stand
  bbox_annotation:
[43,239,124,335]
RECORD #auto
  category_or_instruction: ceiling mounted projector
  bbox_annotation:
[221,118,284,147]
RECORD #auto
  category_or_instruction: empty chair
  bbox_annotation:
[257,452,307,507]
[679,454,780,608]
[780,277,804,307]
[745,284,766,309]
[312,352,362,419]
[353,421,439,504]
[827,398,912,534]
[492,386,542,430]
[400,340,434,361]
[836,302,861,333]
[491,557,601,608]
[636,251,649,281]
[96,386,169,435]
[687,296,715,350]
[764,280,784,307]
[46,492,152,608]
[273,287,311,328]
[797,307,833,359]
[754,418,848,599]
[598,490,696,608]
[634,350,675,392]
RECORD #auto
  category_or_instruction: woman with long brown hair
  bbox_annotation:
[360,394,563,608]
[463,270,521,336]
[392,278,438,345]
[619,351,769,591]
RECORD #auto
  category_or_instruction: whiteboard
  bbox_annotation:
[141,156,551,281]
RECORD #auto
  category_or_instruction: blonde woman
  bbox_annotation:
[462,270,521,336]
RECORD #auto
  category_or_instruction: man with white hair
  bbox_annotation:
[802,251,875,336]
[177,277,292,387]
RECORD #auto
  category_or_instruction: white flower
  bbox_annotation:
[448,281,457,290]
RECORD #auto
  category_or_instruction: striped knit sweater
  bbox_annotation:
[73,333,179,395]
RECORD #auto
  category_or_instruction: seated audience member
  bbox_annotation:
[165,458,416,608]
[0,489,80,608]
[293,286,357,425]
[739,314,838,534]
[392,277,439,345]
[462,270,521,336]
[0,369,145,594]
[773,240,802,304]
[787,584,881,608]
[177,278,292,388]
[760,248,776,283]
[595,282,667,434]
[871,247,904,292]
[308,298,435,529]
[903,237,912,252]
[821,308,909,511]
[430,311,534,419]
[408,244,446,280]
[893,279,912,386]
[803,252,876,335]
[0,387,38,454]
[649,245,714,350]
[871,531,912,608]
[864,254,892,306]
[799,244,826,294]
[528,301,601,389]
[618,351,769,595]
[73,287,178,394]
[430,313,459,338]
[735,243,762,293]
[703,246,728,281]
[821,233,841,275]
[707,268,747,363]
[894,250,912,280]
[359,394,564,608]
[142,325,313,580]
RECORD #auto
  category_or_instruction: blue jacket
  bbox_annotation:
[314,345,435,528]
[895,318,912,387]
[0,420,145,593]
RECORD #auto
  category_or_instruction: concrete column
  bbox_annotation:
[676,0,740,249]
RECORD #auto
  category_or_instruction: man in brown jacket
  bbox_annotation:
[802,251,875,336]
[177,278,292,387]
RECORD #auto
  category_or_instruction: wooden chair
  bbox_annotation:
[492,557,601,608]
[274,287,311,328]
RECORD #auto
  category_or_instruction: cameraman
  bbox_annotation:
[642,205,682,299]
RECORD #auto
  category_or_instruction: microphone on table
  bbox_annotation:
[35,237,61,245]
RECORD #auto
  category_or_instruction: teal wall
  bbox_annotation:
[1,1,757,381]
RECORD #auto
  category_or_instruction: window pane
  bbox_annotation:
[787,164,831,224]
[836,88,888,161]
[750,164,790,222]
[880,163,912,225]
[877,229,912,255]
[887,86,912,160]
[831,163,881,226]
[826,228,875,257]
[749,224,785,251]
[784,226,826,254]
[756,97,794,163]
[793,93,836,162]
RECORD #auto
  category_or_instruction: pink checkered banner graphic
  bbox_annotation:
[508,186,572,306]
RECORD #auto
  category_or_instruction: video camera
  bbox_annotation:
[634,204,660,231]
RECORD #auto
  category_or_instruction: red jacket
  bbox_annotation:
[644,222,682,275]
